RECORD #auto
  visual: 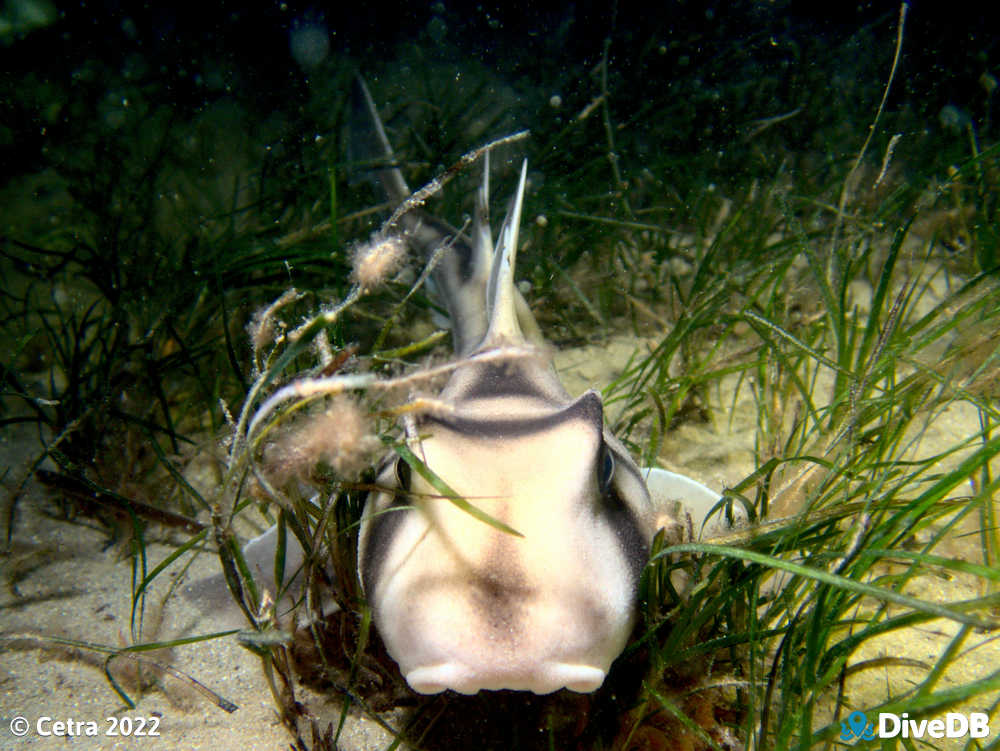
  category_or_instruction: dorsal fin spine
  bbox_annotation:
[482,159,529,347]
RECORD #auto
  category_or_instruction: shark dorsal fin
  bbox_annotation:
[352,75,411,204]
[474,150,493,262]
[482,159,528,348]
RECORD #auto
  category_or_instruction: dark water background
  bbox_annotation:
[2,0,997,182]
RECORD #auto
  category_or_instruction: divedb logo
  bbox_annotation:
[840,710,991,742]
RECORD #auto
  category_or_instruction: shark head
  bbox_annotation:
[359,390,653,694]
[357,147,659,694]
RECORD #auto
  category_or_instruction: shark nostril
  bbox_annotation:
[548,664,607,693]
[406,663,469,694]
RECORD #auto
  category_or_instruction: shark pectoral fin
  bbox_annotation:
[643,467,746,540]
[184,524,338,628]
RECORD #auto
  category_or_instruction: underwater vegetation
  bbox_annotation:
[2,2,1000,750]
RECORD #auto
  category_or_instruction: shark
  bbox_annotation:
[349,78,740,695]
[189,78,740,697]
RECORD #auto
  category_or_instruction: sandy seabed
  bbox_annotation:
[2,331,998,751]
[0,415,399,750]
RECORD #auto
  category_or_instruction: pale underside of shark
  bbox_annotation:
[188,79,743,696]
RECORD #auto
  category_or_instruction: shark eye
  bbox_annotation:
[394,456,412,491]
[598,444,615,495]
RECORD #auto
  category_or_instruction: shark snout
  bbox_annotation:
[378,567,633,695]
[407,660,607,695]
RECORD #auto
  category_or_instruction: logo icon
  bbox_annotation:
[841,711,876,742]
